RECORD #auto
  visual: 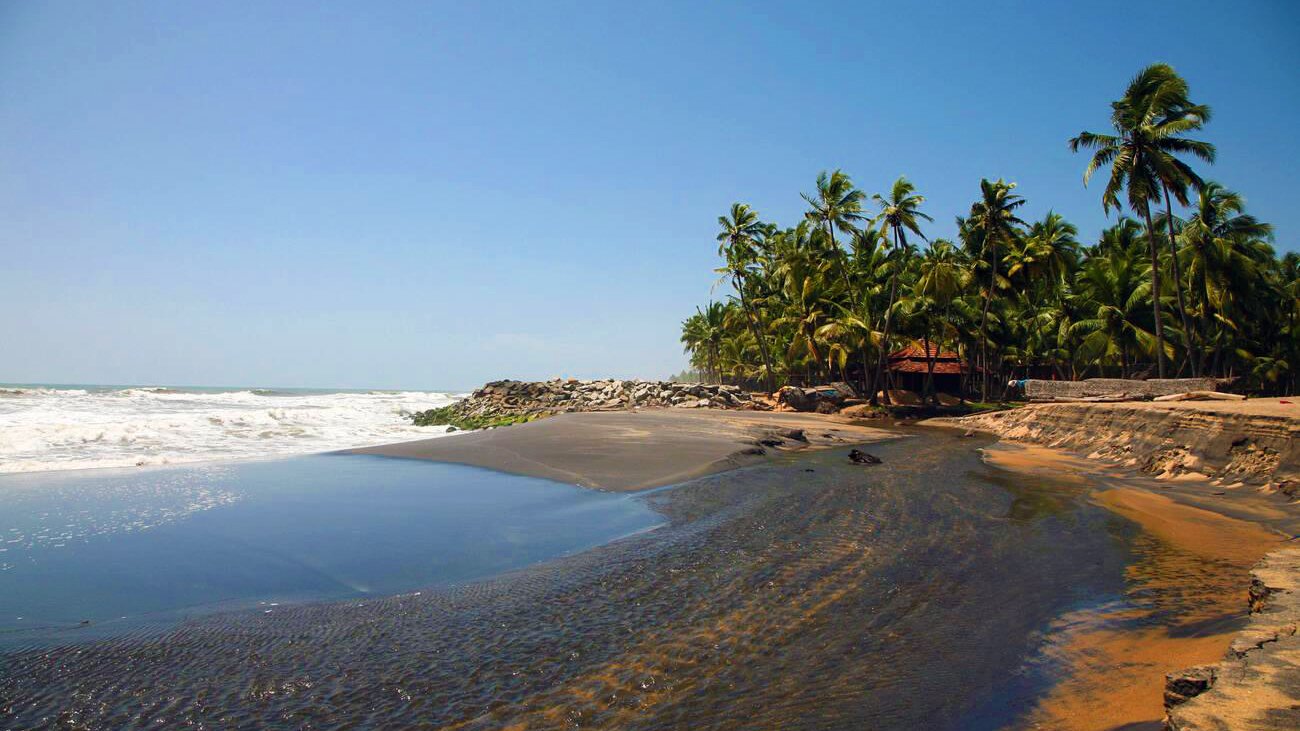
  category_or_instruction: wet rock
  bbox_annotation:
[1164,664,1217,709]
[411,379,771,427]
[777,428,808,442]
[848,449,882,465]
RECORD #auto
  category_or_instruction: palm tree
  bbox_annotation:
[1071,246,1159,377]
[912,239,969,401]
[801,170,872,393]
[773,261,835,381]
[1178,182,1274,376]
[869,177,932,404]
[1070,63,1215,377]
[964,179,1025,399]
[716,203,778,393]
[680,302,728,382]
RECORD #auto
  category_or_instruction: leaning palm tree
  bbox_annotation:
[716,203,778,393]
[1070,63,1215,377]
[964,179,1025,399]
[869,177,931,404]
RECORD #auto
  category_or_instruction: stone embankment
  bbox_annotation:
[1021,377,1222,402]
[947,401,1299,489]
[1164,548,1300,731]
[411,379,768,428]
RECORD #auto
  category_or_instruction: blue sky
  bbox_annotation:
[2,1,1297,390]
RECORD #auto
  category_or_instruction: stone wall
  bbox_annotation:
[1023,378,1220,401]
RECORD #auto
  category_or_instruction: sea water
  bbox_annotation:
[0,384,461,473]
[0,455,662,649]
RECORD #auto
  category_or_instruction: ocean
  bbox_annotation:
[0,383,462,473]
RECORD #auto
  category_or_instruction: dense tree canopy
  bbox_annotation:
[681,65,1297,399]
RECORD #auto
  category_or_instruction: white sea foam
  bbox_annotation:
[0,385,462,474]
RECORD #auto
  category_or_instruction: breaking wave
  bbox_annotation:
[0,385,462,474]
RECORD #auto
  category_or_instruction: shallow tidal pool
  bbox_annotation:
[0,454,661,649]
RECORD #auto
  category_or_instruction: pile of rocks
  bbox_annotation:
[775,383,859,413]
[428,379,768,423]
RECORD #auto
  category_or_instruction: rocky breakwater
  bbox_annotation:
[411,379,768,430]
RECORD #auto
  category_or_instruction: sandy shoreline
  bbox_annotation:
[350,408,895,491]
[4,426,1155,729]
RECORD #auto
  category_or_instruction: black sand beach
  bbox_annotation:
[349,408,892,491]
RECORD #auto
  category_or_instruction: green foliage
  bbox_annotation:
[409,406,541,430]
[678,65,1298,397]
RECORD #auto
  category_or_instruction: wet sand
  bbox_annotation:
[5,420,1293,729]
[982,442,1290,730]
[350,408,893,491]
[1,429,1142,730]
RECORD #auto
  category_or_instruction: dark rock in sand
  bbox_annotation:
[1164,665,1217,709]
[778,428,808,443]
[848,449,882,465]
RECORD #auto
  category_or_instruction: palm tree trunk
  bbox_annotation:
[923,331,937,405]
[827,224,875,399]
[978,241,996,400]
[870,272,898,406]
[1162,183,1198,377]
[736,276,777,394]
[1142,208,1168,378]
[871,228,906,406]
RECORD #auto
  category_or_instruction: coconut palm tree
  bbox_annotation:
[964,179,1025,398]
[911,239,970,401]
[801,170,874,392]
[716,203,778,393]
[1071,245,1159,377]
[680,302,728,383]
[1070,63,1215,377]
[1176,183,1277,377]
[869,177,932,404]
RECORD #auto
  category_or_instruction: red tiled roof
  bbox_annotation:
[888,341,962,362]
[888,360,968,375]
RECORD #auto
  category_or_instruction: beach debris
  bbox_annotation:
[848,449,882,465]
[1153,390,1247,402]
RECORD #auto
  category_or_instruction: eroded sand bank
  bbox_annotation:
[964,414,1300,730]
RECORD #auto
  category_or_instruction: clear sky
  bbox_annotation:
[2,1,1297,391]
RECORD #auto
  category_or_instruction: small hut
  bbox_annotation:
[885,342,971,396]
